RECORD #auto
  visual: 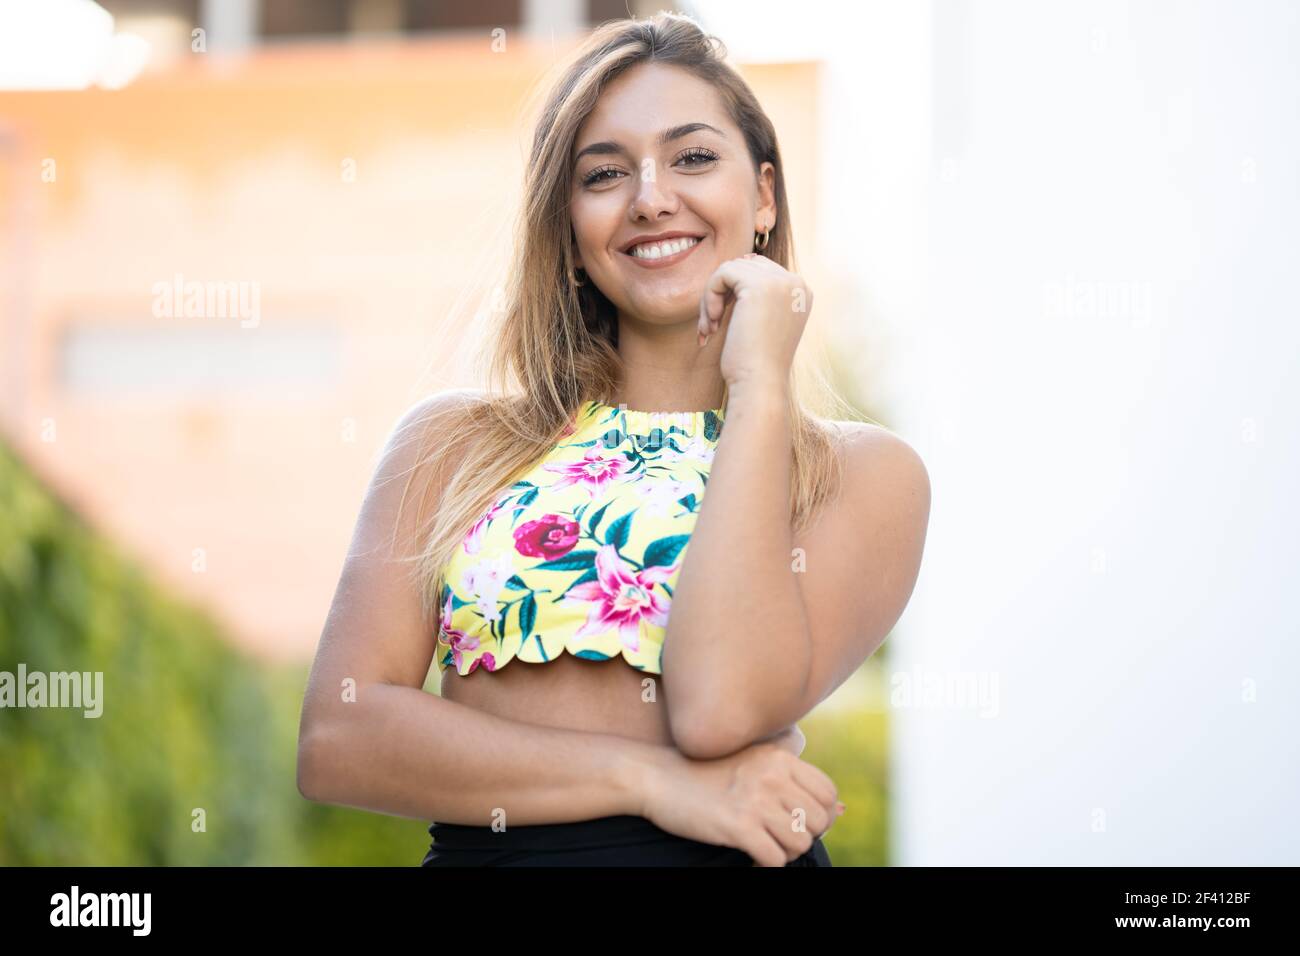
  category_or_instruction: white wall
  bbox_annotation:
[702,0,1300,864]
[904,0,1300,865]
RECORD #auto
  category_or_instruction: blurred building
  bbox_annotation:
[97,0,669,54]
[0,0,824,663]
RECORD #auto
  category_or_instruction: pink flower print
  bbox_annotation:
[463,498,507,555]
[514,513,581,559]
[543,449,631,499]
[440,588,457,635]
[633,477,695,517]
[440,590,481,671]
[461,552,514,621]
[466,652,497,674]
[447,630,482,672]
[562,544,677,654]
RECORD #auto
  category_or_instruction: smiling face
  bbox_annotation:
[569,61,776,327]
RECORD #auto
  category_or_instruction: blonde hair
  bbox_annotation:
[398,11,855,632]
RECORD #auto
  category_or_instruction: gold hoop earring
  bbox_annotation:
[753,228,770,252]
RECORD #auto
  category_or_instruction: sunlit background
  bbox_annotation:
[1,0,1296,866]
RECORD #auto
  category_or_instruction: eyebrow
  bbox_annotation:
[573,122,726,164]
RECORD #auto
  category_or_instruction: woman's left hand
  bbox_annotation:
[698,252,814,388]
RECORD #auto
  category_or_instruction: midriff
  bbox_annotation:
[436,653,677,746]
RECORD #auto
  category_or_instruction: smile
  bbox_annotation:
[621,235,703,269]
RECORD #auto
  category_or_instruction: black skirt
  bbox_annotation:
[421,813,833,867]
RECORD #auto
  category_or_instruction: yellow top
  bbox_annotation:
[435,398,726,676]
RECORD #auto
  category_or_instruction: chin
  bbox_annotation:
[624,283,704,317]
[624,298,697,324]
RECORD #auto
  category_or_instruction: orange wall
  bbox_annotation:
[0,36,822,662]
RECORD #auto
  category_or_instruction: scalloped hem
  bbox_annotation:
[435,637,662,677]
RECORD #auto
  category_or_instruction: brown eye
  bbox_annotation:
[675,147,719,168]
[582,165,624,187]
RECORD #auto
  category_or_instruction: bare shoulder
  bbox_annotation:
[829,418,931,516]
[378,388,491,465]
[364,388,492,533]
[390,387,490,439]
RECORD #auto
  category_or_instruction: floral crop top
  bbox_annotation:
[434,399,726,677]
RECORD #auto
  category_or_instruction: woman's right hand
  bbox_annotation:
[637,728,843,867]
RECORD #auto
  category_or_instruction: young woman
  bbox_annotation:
[297,12,930,867]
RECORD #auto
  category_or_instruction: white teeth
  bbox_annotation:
[629,236,699,259]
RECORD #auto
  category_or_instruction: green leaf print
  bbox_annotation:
[519,592,537,638]
[533,549,598,571]
[607,511,633,550]
[586,500,612,535]
[554,565,599,601]
[644,534,690,570]
[704,410,723,441]
[492,601,510,640]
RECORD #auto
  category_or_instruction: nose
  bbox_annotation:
[628,163,679,221]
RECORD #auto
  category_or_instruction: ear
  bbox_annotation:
[757,161,777,233]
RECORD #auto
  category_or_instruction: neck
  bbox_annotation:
[611,309,726,413]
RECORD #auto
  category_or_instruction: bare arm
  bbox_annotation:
[299,678,667,825]
[296,390,669,825]
[663,382,930,760]
[662,379,811,754]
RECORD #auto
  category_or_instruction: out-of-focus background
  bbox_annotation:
[1,0,1295,866]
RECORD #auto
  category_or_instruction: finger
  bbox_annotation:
[760,802,815,862]
[713,292,730,336]
[788,759,838,813]
[740,827,789,868]
[702,258,752,324]
[700,292,733,347]
[703,266,730,324]
[784,783,836,839]
[700,259,755,347]
[716,290,738,335]
[785,759,837,832]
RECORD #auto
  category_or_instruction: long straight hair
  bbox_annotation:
[398,11,852,631]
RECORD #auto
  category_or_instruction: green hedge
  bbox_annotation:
[801,680,891,866]
[0,438,888,865]
[0,440,427,865]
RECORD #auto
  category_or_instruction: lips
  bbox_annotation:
[621,235,704,270]
[619,231,705,255]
